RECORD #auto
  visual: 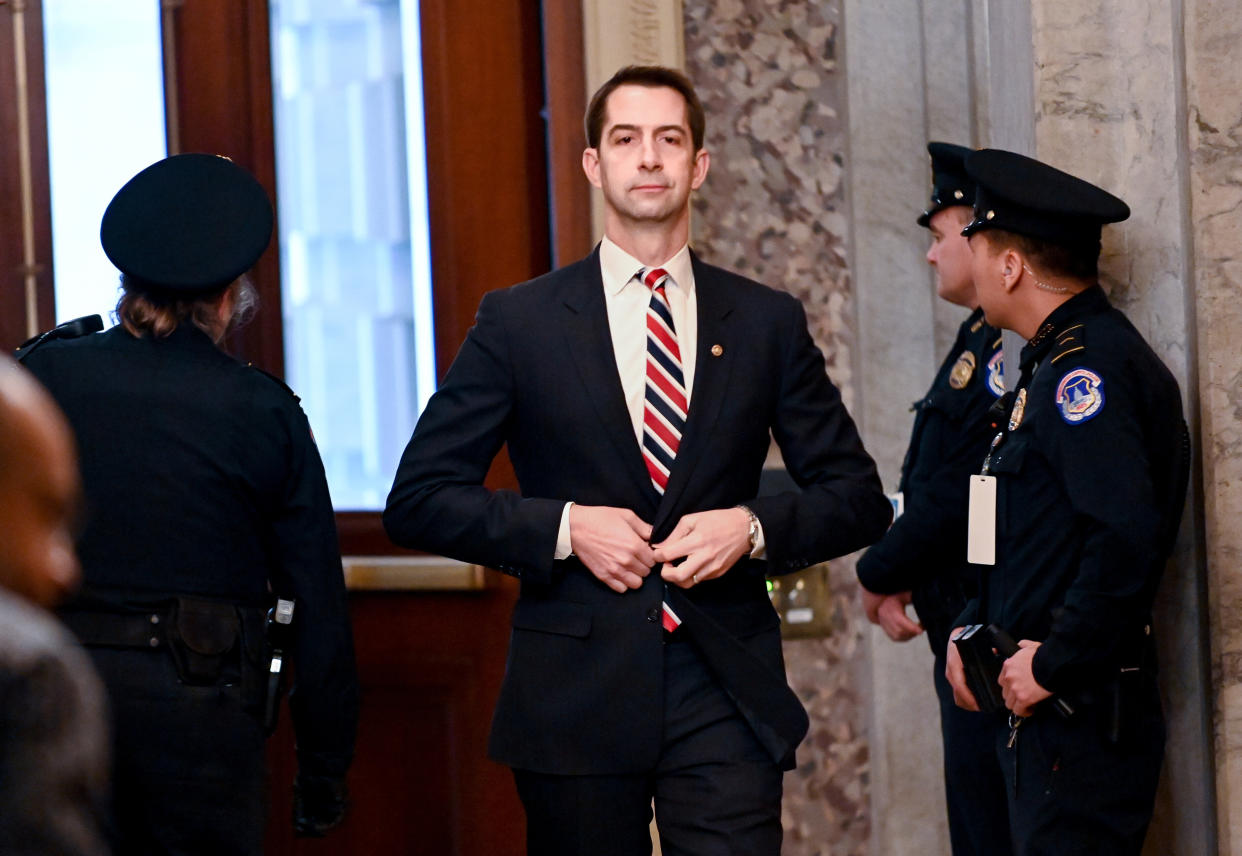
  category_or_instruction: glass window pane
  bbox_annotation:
[43,0,167,327]
[270,0,436,511]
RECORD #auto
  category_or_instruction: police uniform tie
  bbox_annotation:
[639,267,688,632]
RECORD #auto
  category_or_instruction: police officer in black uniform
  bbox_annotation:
[945,149,1189,856]
[20,153,360,855]
[855,142,1012,856]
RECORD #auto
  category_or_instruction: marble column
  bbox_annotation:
[1026,1,1218,853]
[842,0,958,852]
[1182,1,1242,853]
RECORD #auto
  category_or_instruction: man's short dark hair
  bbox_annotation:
[585,65,705,151]
[980,229,1100,282]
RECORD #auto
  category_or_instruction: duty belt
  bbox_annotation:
[61,607,171,650]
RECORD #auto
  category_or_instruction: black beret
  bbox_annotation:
[961,149,1129,248]
[100,153,274,295]
[917,142,976,228]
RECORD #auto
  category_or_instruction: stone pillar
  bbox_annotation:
[1182,1,1242,852]
[842,0,954,851]
[1025,1,1218,853]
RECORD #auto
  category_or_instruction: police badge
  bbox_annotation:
[949,351,976,390]
[1008,388,1027,431]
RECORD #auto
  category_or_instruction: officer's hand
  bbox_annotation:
[873,591,922,642]
[861,588,884,624]
[653,508,751,588]
[569,505,656,593]
[999,639,1052,717]
[293,774,348,837]
[945,629,980,711]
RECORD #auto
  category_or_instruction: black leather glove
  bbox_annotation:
[292,773,348,837]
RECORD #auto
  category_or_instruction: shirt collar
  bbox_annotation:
[1020,285,1110,368]
[599,236,694,297]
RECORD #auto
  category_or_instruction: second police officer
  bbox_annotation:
[855,142,1012,856]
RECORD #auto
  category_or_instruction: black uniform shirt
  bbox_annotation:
[856,308,1004,651]
[23,323,358,778]
[961,287,1187,695]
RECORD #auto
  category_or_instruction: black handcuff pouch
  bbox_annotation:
[167,597,241,686]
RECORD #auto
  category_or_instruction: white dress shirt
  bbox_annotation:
[554,237,762,559]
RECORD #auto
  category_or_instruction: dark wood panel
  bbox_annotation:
[541,0,593,267]
[0,0,55,350]
[419,0,551,378]
[166,0,283,374]
[265,576,524,855]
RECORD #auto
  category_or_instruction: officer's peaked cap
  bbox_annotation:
[961,149,1129,248]
[101,153,274,296]
[917,142,976,228]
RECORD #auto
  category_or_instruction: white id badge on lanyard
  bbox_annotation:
[888,491,904,522]
[967,475,997,565]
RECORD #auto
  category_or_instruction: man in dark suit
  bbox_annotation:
[384,65,891,856]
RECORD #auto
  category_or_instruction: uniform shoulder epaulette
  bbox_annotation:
[247,363,301,402]
[13,314,104,363]
[1049,323,1086,366]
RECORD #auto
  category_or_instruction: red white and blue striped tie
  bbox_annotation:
[640,267,688,632]
[641,267,687,494]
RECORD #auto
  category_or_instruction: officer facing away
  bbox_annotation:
[945,149,1189,856]
[20,153,360,855]
[856,142,1012,856]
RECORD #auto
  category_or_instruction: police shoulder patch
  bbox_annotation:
[1054,367,1104,424]
[985,347,1005,398]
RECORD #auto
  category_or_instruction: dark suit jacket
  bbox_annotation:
[384,248,890,775]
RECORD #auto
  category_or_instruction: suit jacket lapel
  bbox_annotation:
[560,249,660,504]
[653,253,736,534]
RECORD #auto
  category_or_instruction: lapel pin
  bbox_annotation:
[711,344,724,357]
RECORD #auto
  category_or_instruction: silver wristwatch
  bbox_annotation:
[737,505,760,553]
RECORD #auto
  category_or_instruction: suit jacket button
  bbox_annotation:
[646,607,660,622]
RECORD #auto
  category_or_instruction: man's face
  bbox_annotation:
[582,84,709,228]
[0,377,81,608]
[967,232,1010,330]
[926,207,977,308]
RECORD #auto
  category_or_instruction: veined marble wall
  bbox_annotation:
[683,3,870,854]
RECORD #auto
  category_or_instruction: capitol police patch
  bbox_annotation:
[1055,368,1105,424]
[985,349,1005,398]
